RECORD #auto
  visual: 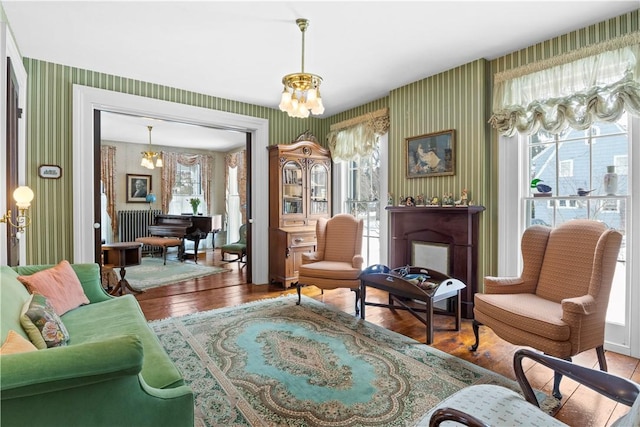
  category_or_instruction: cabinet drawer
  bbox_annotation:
[288,231,316,248]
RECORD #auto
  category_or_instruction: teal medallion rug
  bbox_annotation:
[150,296,552,426]
[122,257,230,291]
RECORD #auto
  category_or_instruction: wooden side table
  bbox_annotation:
[359,266,466,344]
[102,242,143,296]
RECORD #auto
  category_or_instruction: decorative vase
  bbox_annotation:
[604,165,618,196]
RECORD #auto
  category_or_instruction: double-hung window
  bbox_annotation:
[169,163,204,215]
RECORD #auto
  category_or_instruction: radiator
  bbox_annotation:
[117,209,162,252]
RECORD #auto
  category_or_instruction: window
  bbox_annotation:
[526,114,628,230]
[559,159,573,177]
[344,145,381,266]
[169,163,204,215]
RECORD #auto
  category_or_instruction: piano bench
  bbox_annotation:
[135,237,183,265]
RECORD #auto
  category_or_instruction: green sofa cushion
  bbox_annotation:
[61,295,183,389]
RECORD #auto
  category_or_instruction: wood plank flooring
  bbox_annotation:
[135,250,639,426]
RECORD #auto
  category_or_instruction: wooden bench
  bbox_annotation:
[135,237,183,265]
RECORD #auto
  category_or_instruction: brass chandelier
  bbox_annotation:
[279,18,325,118]
[140,125,163,169]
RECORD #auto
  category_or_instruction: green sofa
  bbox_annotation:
[0,263,194,427]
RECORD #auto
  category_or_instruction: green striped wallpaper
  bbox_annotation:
[324,10,638,283]
[20,9,639,270]
[23,59,325,263]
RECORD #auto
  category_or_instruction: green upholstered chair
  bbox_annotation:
[221,224,247,266]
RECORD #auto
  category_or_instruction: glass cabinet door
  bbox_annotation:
[310,163,329,215]
[282,160,303,215]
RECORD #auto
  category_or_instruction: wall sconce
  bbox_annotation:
[1,186,35,233]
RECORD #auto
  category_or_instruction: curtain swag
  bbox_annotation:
[490,32,640,136]
[327,114,390,162]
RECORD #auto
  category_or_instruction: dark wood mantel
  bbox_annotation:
[386,205,485,318]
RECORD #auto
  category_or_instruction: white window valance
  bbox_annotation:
[327,108,390,162]
[490,32,640,136]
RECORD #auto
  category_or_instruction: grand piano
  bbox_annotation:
[148,214,212,263]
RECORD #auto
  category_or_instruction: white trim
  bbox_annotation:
[379,133,389,266]
[72,86,269,284]
[497,134,522,276]
[626,115,639,356]
[0,22,28,266]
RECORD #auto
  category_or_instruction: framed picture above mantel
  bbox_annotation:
[406,129,455,178]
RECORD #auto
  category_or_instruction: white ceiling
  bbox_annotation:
[3,1,638,148]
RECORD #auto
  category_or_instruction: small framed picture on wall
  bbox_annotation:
[127,174,151,202]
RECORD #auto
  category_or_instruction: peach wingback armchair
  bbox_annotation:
[471,219,623,400]
[296,213,364,314]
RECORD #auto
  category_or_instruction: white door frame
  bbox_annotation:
[72,85,269,284]
[0,22,28,266]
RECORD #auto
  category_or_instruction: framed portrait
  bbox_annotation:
[406,129,455,178]
[126,174,151,202]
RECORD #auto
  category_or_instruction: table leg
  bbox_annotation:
[109,266,142,296]
[455,291,461,331]
[360,282,366,320]
[426,298,434,345]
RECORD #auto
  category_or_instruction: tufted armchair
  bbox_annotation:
[296,213,364,314]
[472,219,623,399]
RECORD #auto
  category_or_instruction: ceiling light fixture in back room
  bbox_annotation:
[140,125,163,169]
[279,18,324,118]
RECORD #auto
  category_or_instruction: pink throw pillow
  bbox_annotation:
[0,330,38,355]
[18,260,90,315]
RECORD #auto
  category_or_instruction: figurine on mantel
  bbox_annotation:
[429,196,440,206]
[405,196,416,207]
[442,193,455,206]
[455,189,469,206]
[387,193,394,206]
[416,194,425,206]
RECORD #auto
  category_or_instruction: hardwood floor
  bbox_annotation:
[135,250,639,426]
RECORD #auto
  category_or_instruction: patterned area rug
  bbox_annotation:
[121,257,230,291]
[150,296,553,426]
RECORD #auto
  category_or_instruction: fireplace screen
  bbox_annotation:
[411,241,450,275]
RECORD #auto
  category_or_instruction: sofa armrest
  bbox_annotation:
[1,335,143,398]
[1,335,195,427]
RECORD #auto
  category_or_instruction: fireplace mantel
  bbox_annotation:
[386,205,485,318]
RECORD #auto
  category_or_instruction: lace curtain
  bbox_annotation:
[100,145,117,234]
[490,32,640,136]
[225,151,247,227]
[327,110,390,162]
[160,151,214,213]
